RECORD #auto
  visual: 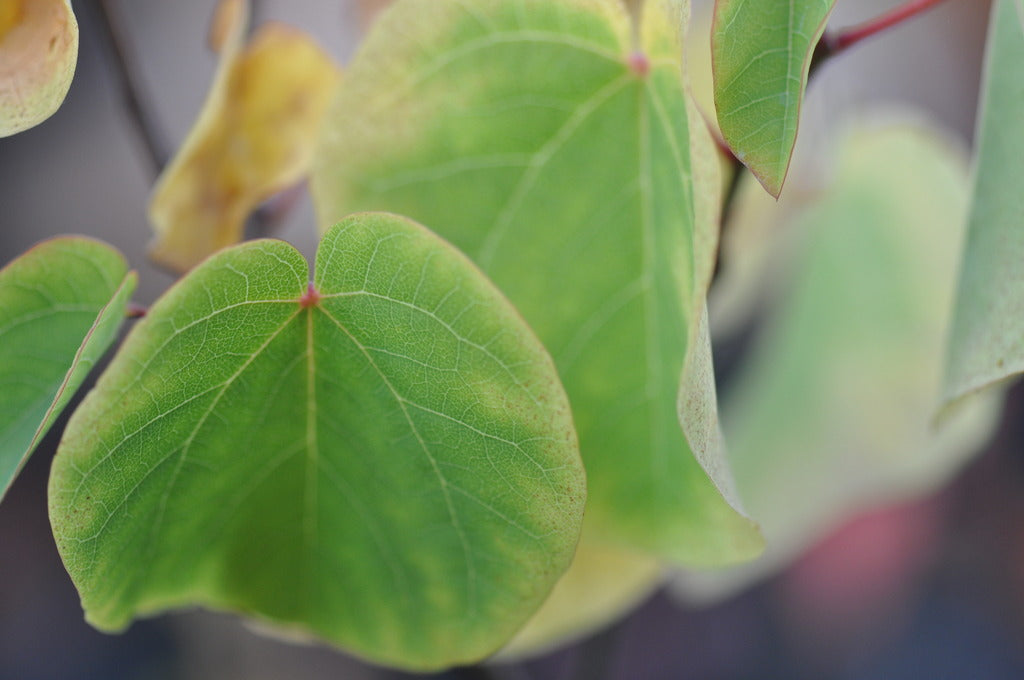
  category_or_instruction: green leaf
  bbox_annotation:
[943,0,1024,407]
[0,237,134,501]
[711,0,836,196]
[311,0,762,567]
[49,214,585,671]
[674,123,1003,602]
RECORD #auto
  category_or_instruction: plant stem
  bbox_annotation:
[126,303,148,319]
[94,0,170,173]
[813,0,951,67]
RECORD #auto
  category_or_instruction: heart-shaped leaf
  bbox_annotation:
[0,0,78,136]
[711,0,836,196]
[675,123,1003,602]
[49,214,585,670]
[943,0,1024,407]
[148,0,341,273]
[0,237,134,501]
[311,0,762,567]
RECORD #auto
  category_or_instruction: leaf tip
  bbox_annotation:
[742,156,785,199]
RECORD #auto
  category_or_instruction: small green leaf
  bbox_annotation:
[676,123,1003,601]
[49,214,585,670]
[712,0,836,196]
[0,237,134,501]
[312,0,762,567]
[943,0,1024,407]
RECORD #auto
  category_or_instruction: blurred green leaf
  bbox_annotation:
[311,0,762,567]
[711,0,836,196]
[500,527,662,659]
[676,123,1003,602]
[943,0,1024,407]
[0,0,78,137]
[0,237,134,502]
[49,214,585,670]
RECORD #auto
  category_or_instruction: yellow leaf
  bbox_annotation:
[499,530,662,659]
[208,0,245,53]
[148,0,341,273]
[0,0,78,137]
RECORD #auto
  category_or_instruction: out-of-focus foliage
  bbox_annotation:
[501,527,662,658]
[711,0,836,196]
[0,0,78,136]
[148,0,340,273]
[50,215,585,670]
[312,0,763,568]
[943,0,1024,408]
[676,122,1002,603]
[0,237,134,501]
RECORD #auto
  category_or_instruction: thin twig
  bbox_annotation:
[93,0,169,173]
[812,0,951,71]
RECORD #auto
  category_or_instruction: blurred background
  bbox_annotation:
[2,0,1023,678]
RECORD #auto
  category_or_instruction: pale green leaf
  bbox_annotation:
[0,237,134,501]
[312,0,762,567]
[943,0,1024,407]
[675,123,1003,602]
[712,0,836,196]
[49,214,585,670]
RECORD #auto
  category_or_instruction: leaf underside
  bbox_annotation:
[711,0,836,196]
[943,0,1024,406]
[49,214,585,670]
[312,0,761,567]
[0,237,133,501]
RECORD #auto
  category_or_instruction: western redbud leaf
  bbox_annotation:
[711,0,836,196]
[0,237,134,501]
[675,123,1002,603]
[312,0,762,568]
[0,0,78,136]
[943,0,1024,407]
[148,0,341,273]
[49,214,585,670]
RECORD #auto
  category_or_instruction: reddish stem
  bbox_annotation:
[126,303,148,319]
[824,0,950,55]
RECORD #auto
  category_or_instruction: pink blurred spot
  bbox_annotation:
[628,51,650,78]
